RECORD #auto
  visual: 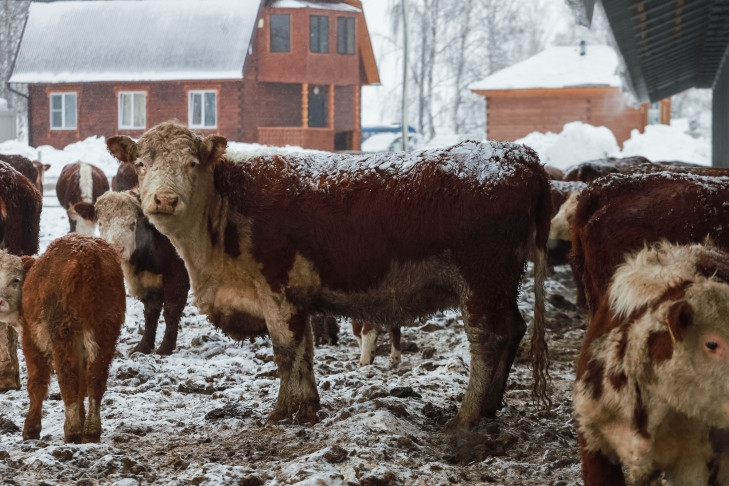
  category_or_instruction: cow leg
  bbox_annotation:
[22,340,51,440]
[358,322,378,366]
[0,323,20,391]
[157,298,183,355]
[53,337,85,444]
[480,300,527,415]
[268,312,320,424]
[578,434,626,486]
[84,333,115,443]
[68,215,77,234]
[133,295,162,354]
[389,325,401,368]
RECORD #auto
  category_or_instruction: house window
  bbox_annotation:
[648,102,661,125]
[337,17,355,54]
[118,92,146,129]
[310,15,329,53]
[270,14,290,53]
[189,90,217,129]
[50,92,77,130]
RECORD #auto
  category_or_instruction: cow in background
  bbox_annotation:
[95,191,189,355]
[0,161,41,392]
[107,121,551,430]
[563,156,651,183]
[111,163,139,191]
[575,242,729,485]
[56,161,110,235]
[0,234,125,443]
[571,171,729,314]
[0,154,49,195]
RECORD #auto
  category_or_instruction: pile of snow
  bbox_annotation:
[516,121,711,169]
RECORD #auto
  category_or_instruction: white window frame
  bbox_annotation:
[188,90,218,129]
[50,92,77,130]
[118,91,147,130]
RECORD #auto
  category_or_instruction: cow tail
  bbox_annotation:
[530,170,552,412]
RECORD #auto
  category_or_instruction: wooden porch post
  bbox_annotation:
[328,84,335,129]
[354,85,361,150]
[302,83,309,128]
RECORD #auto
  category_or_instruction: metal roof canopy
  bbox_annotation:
[574,0,729,166]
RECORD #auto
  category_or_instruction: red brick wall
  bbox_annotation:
[29,80,244,148]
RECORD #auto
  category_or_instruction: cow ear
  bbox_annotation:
[667,300,693,342]
[107,136,138,165]
[21,255,35,273]
[199,135,227,168]
[72,202,96,222]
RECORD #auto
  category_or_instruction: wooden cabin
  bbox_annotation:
[470,44,670,146]
[9,0,379,151]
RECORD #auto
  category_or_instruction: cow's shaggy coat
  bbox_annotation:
[575,242,729,485]
[13,234,126,443]
[107,121,551,429]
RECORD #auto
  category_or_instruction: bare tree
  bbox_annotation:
[0,0,30,139]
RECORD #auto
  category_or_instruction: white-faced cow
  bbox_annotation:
[0,234,125,443]
[106,121,551,429]
[0,161,41,392]
[56,161,110,235]
[95,191,190,355]
[575,241,729,485]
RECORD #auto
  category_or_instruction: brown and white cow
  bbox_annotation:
[571,171,729,314]
[574,241,729,485]
[0,234,125,443]
[111,162,139,191]
[0,161,41,391]
[95,190,190,355]
[107,121,551,429]
[0,154,49,194]
[56,161,110,235]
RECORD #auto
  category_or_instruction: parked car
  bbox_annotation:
[360,132,423,153]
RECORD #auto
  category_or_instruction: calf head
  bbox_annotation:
[96,191,144,260]
[549,191,579,242]
[106,121,227,236]
[0,251,33,328]
[67,201,97,236]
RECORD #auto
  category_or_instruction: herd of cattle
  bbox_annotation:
[0,120,728,484]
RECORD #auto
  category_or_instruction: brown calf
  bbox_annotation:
[107,121,551,430]
[574,242,729,484]
[571,171,729,314]
[0,161,41,391]
[56,161,110,235]
[5,234,126,443]
[95,191,190,355]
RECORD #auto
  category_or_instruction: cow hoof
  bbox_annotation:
[83,433,101,443]
[443,414,478,432]
[22,424,41,440]
[156,345,175,356]
[131,342,153,355]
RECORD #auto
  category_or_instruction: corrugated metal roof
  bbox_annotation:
[598,0,729,102]
[9,0,261,83]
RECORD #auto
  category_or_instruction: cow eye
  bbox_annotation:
[129,222,136,231]
[190,161,198,168]
[706,341,719,351]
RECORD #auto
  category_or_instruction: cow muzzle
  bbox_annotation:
[152,192,179,215]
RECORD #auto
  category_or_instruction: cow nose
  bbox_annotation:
[153,193,178,214]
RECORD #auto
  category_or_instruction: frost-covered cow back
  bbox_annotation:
[107,121,551,430]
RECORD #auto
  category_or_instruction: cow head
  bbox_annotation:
[95,191,144,261]
[107,121,227,236]
[67,201,97,236]
[0,251,31,330]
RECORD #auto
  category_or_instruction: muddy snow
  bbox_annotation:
[0,187,586,486]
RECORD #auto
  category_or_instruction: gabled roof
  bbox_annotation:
[469,44,621,92]
[10,0,261,84]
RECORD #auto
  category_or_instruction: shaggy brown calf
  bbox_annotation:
[574,242,729,485]
[2,234,126,443]
[56,161,110,235]
[0,154,50,194]
[96,191,189,355]
[0,161,41,391]
[107,121,551,429]
[571,171,729,313]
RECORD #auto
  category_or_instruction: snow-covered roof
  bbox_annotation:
[9,0,261,84]
[270,0,361,12]
[470,45,622,91]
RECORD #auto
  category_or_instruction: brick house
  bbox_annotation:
[9,0,380,151]
[470,44,670,147]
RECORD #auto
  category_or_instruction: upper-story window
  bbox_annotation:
[50,92,77,130]
[310,15,329,53]
[337,17,355,54]
[189,90,217,129]
[118,91,146,130]
[270,14,290,52]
